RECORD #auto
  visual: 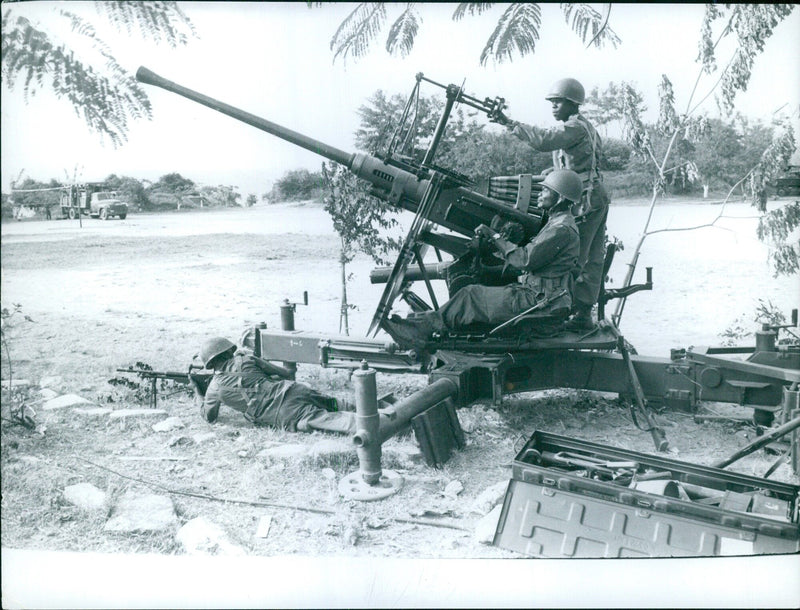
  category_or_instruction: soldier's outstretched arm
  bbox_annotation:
[252,356,294,379]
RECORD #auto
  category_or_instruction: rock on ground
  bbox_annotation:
[474,505,503,545]
[176,517,246,556]
[192,432,216,444]
[63,483,107,512]
[103,493,177,533]
[43,394,92,410]
[443,480,464,498]
[469,481,510,516]
[73,407,113,417]
[152,417,185,432]
[38,388,59,401]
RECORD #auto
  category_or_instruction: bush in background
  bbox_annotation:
[264,169,325,203]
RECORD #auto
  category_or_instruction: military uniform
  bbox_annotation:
[418,208,579,331]
[510,114,609,313]
[202,350,358,434]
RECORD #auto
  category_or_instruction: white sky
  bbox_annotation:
[2,2,799,197]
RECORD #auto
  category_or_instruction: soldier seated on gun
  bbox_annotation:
[381,169,583,350]
[190,337,388,435]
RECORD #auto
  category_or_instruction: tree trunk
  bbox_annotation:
[339,237,350,336]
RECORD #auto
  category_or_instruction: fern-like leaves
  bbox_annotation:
[452,3,495,21]
[715,4,795,114]
[480,3,542,66]
[386,5,420,57]
[2,14,152,147]
[330,3,387,63]
[561,3,620,49]
[94,1,196,48]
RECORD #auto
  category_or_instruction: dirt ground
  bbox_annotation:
[1,202,798,563]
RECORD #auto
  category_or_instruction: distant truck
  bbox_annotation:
[60,184,128,220]
[775,165,800,197]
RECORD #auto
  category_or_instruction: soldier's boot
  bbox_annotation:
[380,314,439,350]
[563,305,595,332]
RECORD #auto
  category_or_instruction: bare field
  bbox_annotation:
[1,201,798,563]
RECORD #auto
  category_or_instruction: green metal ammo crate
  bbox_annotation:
[493,431,800,558]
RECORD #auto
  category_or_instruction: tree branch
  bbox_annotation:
[585,3,612,49]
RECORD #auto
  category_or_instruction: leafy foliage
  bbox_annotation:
[93,1,195,47]
[583,81,646,136]
[198,185,241,208]
[757,200,800,277]
[104,174,151,209]
[0,304,37,429]
[655,76,680,136]
[560,3,620,49]
[266,169,325,203]
[747,118,797,208]
[321,161,400,268]
[691,118,774,190]
[1,2,195,146]
[610,4,798,320]
[355,87,552,181]
[6,177,63,211]
[320,161,400,333]
[329,2,387,64]
[355,90,443,157]
[599,138,632,172]
[720,299,796,346]
[326,3,621,65]
[479,3,542,66]
[698,4,795,114]
[385,5,420,57]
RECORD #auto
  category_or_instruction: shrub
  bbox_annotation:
[603,167,654,199]
[600,138,632,171]
[266,169,325,203]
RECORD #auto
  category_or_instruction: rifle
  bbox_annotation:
[115,365,211,409]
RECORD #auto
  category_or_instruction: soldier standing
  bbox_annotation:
[494,78,609,331]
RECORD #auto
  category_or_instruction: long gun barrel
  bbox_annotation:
[135,67,544,240]
[116,368,197,381]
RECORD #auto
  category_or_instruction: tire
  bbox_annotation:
[68,208,77,220]
[99,208,108,220]
[118,213,127,220]
[777,187,786,197]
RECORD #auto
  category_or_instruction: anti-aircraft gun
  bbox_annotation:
[136,67,545,336]
[136,67,800,460]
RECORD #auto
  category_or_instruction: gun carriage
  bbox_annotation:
[135,67,799,459]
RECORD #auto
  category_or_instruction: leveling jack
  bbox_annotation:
[338,363,463,501]
[609,324,669,452]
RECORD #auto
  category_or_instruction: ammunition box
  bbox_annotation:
[494,431,800,557]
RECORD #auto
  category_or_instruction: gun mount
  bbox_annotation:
[137,67,800,459]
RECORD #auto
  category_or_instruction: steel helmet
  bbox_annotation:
[199,337,236,368]
[545,78,585,105]
[541,169,584,203]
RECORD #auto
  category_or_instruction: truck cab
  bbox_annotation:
[89,191,128,220]
[775,165,800,197]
